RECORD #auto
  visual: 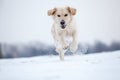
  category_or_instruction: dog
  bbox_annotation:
[48,6,78,60]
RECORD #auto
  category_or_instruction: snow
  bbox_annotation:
[0,51,120,80]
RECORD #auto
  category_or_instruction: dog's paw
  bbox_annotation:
[62,44,69,50]
[63,46,68,50]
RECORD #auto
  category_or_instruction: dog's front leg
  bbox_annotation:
[70,32,78,53]
[56,35,68,61]
[56,48,64,61]
[60,35,69,50]
[58,36,66,60]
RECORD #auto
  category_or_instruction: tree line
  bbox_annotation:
[0,41,120,58]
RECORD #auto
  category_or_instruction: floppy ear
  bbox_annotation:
[47,8,57,16]
[66,6,76,15]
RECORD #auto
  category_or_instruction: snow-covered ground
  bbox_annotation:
[0,51,120,80]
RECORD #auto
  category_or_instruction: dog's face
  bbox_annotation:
[48,6,76,29]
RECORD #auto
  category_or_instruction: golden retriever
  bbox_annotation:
[48,6,78,60]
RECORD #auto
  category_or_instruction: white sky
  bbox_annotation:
[0,0,120,45]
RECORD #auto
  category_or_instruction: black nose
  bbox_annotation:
[60,20,65,25]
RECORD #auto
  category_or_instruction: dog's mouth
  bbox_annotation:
[61,25,66,29]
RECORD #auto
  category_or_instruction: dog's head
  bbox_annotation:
[48,6,76,29]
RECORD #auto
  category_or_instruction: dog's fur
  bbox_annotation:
[48,6,78,60]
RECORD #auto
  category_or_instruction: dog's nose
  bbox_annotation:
[60,20,65,25]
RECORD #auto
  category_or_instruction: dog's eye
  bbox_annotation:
[57,15,61,17]
[64,14,68,17]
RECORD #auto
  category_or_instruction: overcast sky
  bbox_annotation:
[0,0,120,45]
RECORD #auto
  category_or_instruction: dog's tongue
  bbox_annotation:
[61,25,66,29]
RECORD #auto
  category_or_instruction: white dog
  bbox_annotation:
[48,6,78,60]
